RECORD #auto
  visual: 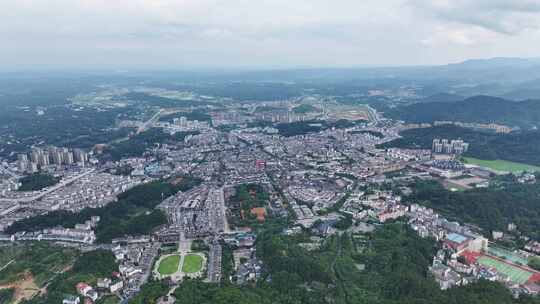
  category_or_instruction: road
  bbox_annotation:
[136,109,164,134]
[0,168,96,204]
[206,240,222,283]
[0,259,14,273]
[365,105,380,123]
[207,187,229,233]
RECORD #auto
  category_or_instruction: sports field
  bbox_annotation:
[158,255,180,275]
[477,256,532,284]
[488,246,529,265]
[182,254,203,273]
[462,157,540,173]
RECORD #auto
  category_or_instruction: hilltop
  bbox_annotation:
[386,95,540,129]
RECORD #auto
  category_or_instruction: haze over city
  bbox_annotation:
[3,2,540,304]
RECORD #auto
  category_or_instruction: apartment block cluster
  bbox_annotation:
[158,116,211,134]
[0,170,143,235]
[256,111,310,123]
[432,138,469,155]
[35,173,142,212]
[17,146,89,173]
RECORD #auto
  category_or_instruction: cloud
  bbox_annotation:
[410,0,540,35]
[420,26,500,47]
[0,0,539,67]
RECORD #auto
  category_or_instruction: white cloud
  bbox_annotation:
[1,0,539,67]
[411,0,540,35]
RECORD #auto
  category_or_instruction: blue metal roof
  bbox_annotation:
[447,233,468,244]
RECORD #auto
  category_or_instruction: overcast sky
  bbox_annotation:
[2,0,540,68]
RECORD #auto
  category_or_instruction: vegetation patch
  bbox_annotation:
[158,110,212,123]
[128,281,169,304]
[106,128,199,160]
[228,184,269,228]
[292,104,321,114]
[0,243,78,287]
[276,119,355,137]
[6,179,200,242]
[379,125,540,166]
[182,254,203,274]
[0,288,15,304]
[462,157,540,173]
[0,246,117,304]
[173,222,529,304]
[17,174,60,191]
[408,178,540,240]
[158,255,181,275]
[384,95,540,129]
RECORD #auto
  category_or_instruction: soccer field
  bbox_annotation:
[158,255,181,275]
[182,254,204,273]
[462,157,540,173]
[477,256,532,284]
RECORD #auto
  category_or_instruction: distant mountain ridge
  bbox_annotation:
[448,57,540,69]
[417,93,464,103]
[386,95,540,129]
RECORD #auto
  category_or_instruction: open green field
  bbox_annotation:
[488,246,529,265]
[462,157,540,173]
[182,254,203,273]
[477,256,532,284]
[158,255,180,275]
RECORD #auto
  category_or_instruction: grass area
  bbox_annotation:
[292,104,321,114]
[182,254,203,274]
[0,288,15,304]
[98,295,120,304]
[477,256,532,284]
[0,243,78,286]
[158,255,180,275]
[0,246,118,304]
[488,246,529,265]
[462,157,540,173]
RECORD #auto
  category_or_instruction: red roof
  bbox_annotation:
[528,273,540,284]
[76,282,90,290]
[460,250,481,264]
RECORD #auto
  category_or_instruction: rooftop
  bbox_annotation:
[446,233,468,244]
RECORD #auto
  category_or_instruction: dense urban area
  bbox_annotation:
[3,61,540,304]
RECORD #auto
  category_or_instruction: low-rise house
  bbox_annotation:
[62,295,80,304]
[97,278,111,289]
[110,280,124,293]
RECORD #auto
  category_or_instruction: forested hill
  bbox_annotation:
[385,95,540,129]
[378,125,540,166]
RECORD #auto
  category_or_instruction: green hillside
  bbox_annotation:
[379,125,540,166]
[386,95,540,129]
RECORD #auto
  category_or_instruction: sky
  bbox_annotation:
[2,0,540,68]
